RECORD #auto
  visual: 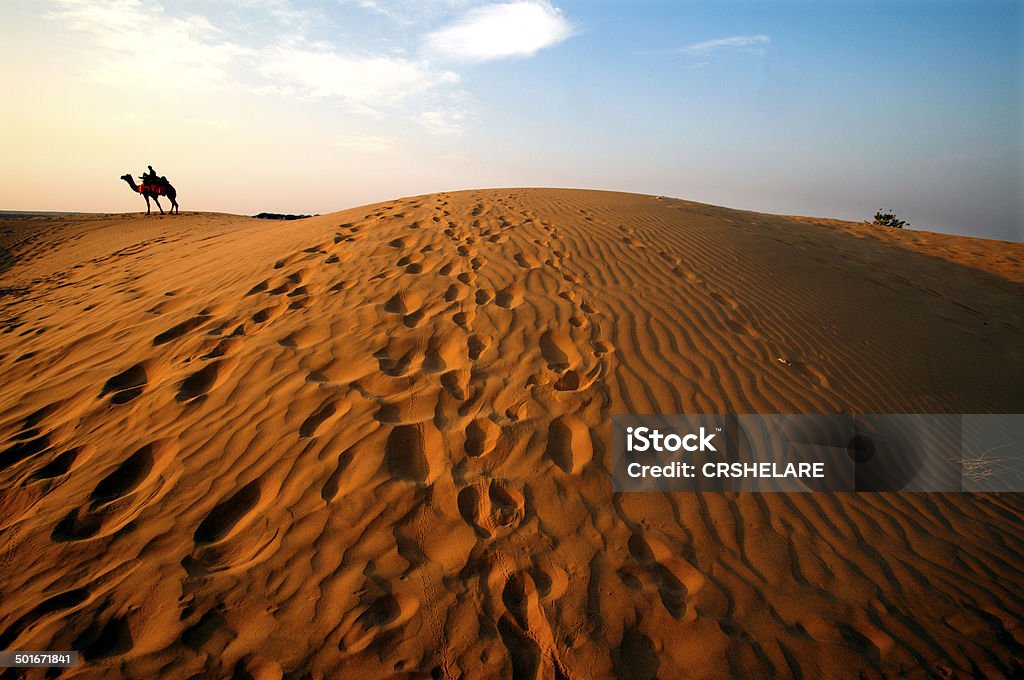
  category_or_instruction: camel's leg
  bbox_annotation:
[144,195,151,215]
[153,196,164,215]
[171,198,179,214]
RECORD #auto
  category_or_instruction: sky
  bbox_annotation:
[0,0,1021,241]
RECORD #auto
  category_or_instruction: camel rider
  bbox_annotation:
[139,165,158,187]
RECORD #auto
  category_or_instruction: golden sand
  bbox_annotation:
[1,189,1021,678]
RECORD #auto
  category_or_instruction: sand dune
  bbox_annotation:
[1,189,1022,678]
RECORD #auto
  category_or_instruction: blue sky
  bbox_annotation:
[1,1,1020,240]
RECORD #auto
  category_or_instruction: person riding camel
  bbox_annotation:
[139,165,158,188]
[138,165,173,193]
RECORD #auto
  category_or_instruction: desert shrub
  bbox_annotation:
[872,210,907,229]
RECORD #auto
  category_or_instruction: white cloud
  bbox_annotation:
[683,35,770,56]
[258,47,457,104]
[416,89,477,136]
[50,1,459,109]
[46,0,554,133]
[421,109,464,135]
[49,0,253,89]
[425,1,573,62]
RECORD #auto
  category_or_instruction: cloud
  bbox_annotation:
[425,1,573,62]
[49,0,253,89]
[258,47,457,105]
[47,0,556,133]
[637,34,771,66]
[420,109,464,135]
[683,35,770,56]
[50,0,459,109]
[416,89,476,136]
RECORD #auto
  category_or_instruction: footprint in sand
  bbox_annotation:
[457,479,524,537]
[443,283,466,303]
[177,359,233,403]
[513,253,534,269]
[266,278,296,295]
[539,330,577,372]
[320,447,355,502]
[465,417,503,457]
[249,303,286,326]
[152,313,212,346]
[553,369,589,391]
[0,587,91,651]
[299,397,347,438]
[544,414,594,474]
[0,408,59,475]
[374,344,415,377]
[496,571,566,680]
[467,334,491,361]
[423,333,462,373]
[403,309,426,328]
[193,479,263,545]
[626,532,705,621]
[272,252,305,270]
[244,280,270,296]
[100,362,149,404]
[185,478,280,576]
[495,285,523,309]
[337,579,419,655]
[88,445,157,505]
[203,336,242,359]
[611,627,659,680]
[52,440,176,542]
[72,614,136,661]
[452,309,475,331]
[384,424,440,484]
[329,279,356,293]
[441,370,470,400]
[27,445,90,482]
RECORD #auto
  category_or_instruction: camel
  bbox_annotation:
[120,174,179,215]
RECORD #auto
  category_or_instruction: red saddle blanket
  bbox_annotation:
[140,184,167,195]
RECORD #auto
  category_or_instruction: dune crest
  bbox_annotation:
[1,189,1021,678]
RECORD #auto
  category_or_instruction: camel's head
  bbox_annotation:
[120,174,132,181]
